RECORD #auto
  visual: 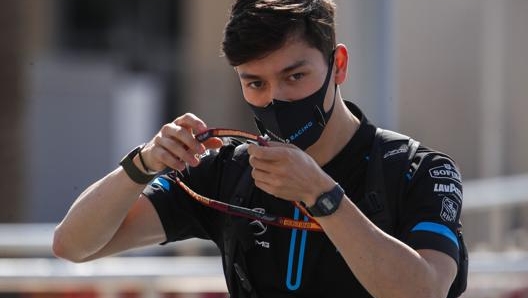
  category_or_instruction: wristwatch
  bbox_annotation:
[305,184,345,217]
[119,145,157,184]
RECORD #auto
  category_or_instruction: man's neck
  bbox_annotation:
[306,98,360,166]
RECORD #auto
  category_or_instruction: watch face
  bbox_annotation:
[308,184,344,217]
[321,196,336,210]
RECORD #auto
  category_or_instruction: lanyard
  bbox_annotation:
[175,128,323,232]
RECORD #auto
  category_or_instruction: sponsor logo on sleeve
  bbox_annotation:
[383,146,409,159]
[440,196,459,222]
[429,163,461,182]
[151,177,170,191]
[433,183,462,199]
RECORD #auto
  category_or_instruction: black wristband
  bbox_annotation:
[137,143,152,173]
[119,145,157,184]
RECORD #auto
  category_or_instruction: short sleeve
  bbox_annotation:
[142,146,234,244]
[398,151,463,264]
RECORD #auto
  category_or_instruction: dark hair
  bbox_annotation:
[222,0,336,66]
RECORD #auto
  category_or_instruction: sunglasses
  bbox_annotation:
[174,128,323,232]
[195,127,270,146]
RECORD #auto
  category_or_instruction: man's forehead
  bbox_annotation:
[236,58,311,79]
[236,47,325,78]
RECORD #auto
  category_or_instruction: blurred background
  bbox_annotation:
[1,0,527,297]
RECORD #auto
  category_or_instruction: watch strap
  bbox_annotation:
[119,145,156,184]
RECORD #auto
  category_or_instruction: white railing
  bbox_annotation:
[0,256,227,298]
[0,223,226,297]
[463,173,528,210]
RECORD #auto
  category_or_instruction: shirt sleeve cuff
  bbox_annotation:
[406,221,460,264]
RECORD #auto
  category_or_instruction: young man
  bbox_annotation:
[54,1,465,297]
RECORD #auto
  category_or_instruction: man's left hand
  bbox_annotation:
[247,142,335,206]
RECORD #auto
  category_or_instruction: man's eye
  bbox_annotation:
[288,73,304,81]
[248,81,264,89]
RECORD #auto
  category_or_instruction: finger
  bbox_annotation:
[150,145,187,171]
[248,154,276,173]
[251,166,288,192]
[266,141,296,148]
[254,180,274,197]
[250,163,272,181]
[247,140,287,151]
[161,123,205,155]
[248,143,297,163]
[173,113,213,152]
[174,113,208,133]
[155,134,201,167]
[247,143,268,159]
[253,179,289,200]
[251,170,275,196]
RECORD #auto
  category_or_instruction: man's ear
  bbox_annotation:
[334,44,348,85]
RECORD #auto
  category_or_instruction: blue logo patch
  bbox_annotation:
[151,177,170,191]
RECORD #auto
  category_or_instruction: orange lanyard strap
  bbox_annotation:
[187,127,322,231]
[175,177,323,232]
[195,128,270,146]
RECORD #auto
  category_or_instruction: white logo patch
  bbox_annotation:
[440,197,459,222]
[198,149,212,159]
[255,240,270,249]
[429,164,461,182]
[433,183,462,199]
[250,208,268,236]
[383,147,408,159]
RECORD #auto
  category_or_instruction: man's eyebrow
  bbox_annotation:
[238,72,261,81]
[238,59,308,80]
[281,59,308,74]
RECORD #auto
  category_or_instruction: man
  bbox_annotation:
[54,0,465,297]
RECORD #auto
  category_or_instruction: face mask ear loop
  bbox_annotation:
[314,83,338,127]
[314,106,326,127]
[313,50,337,127]
[254,116,268,136]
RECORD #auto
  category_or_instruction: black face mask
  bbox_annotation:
[249,54,336,150]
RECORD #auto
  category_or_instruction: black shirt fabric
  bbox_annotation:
[143,101,463,297]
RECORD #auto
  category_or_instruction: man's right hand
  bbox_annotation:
[140,113,223,172]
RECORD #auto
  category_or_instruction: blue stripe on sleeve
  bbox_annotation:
[411,222,459,249]
[151,177,170,191]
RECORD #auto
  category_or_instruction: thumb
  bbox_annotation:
[267,141,298,149]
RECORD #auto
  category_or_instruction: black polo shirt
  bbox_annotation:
[143,101,463,297]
